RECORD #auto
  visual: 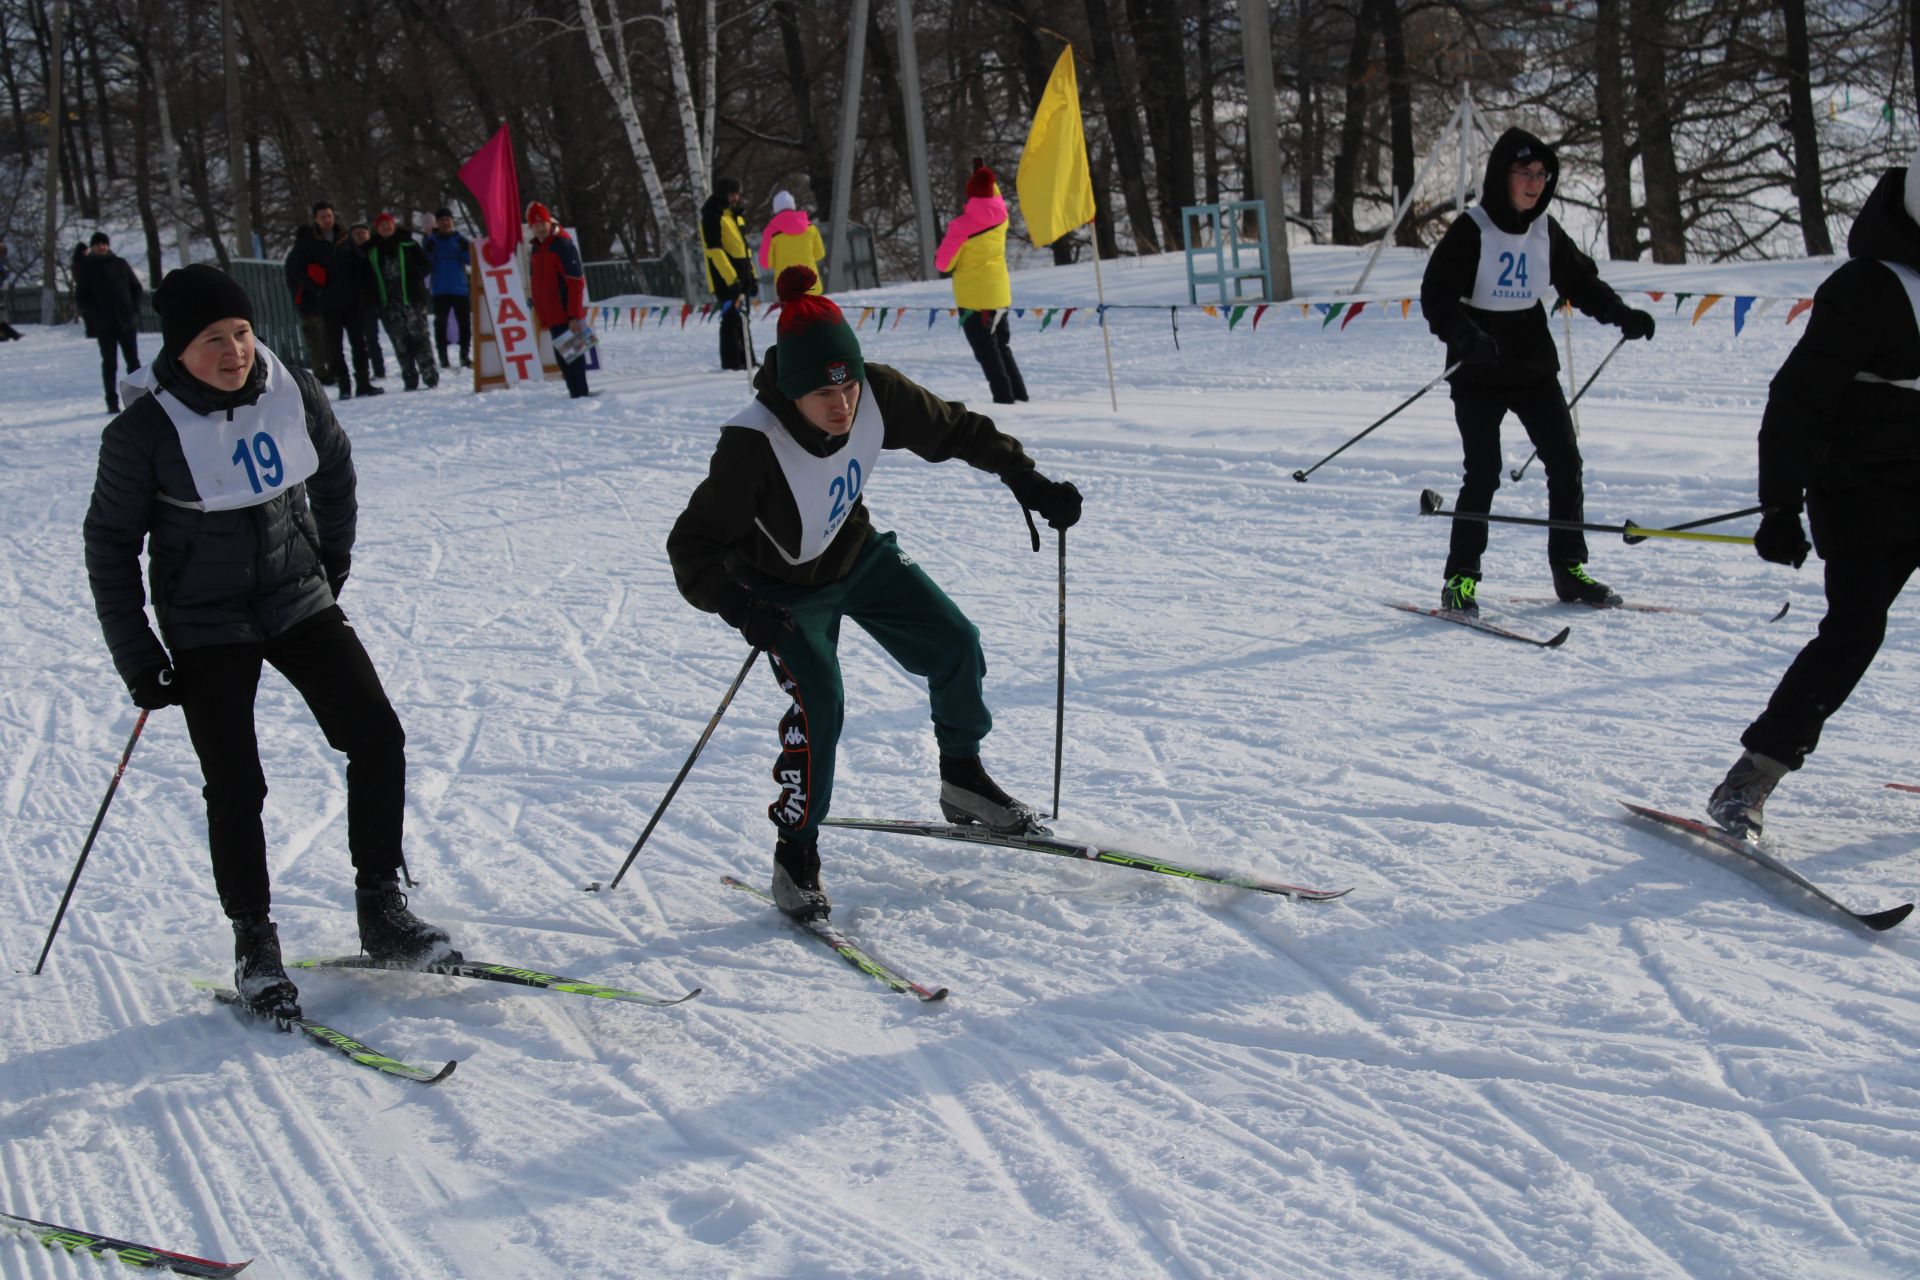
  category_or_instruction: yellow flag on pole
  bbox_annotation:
[1017,46,1097,247]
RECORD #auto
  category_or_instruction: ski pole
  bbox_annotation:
[1293,363,1462,482]
[1511,336,1629,481]
[593,648,760,893]
[1052,527,1066,820]
[34,710,148,975]
[1621,504,1766,545]
[742,295,757,380]
[1418,489,1757,544]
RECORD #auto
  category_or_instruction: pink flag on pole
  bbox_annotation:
[459,124,523,267]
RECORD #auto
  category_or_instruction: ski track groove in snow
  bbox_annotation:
[7,249,1920,1277]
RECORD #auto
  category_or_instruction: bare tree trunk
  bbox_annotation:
[773,0,832,206]
[1297,0,1318,220]
[132,81,163,287]
[1594,0,1638,259]
[1780,0,1833,255]
[1372,0,1416,247]
[1198,0,1219,205]
[1330,3,1376,245]
[1084,0,1161,252]
[576,0,698,293]
[659,0,711,192]
[1629,0,1686,261]
[83,23,116,181]
[1128,0,1195,249]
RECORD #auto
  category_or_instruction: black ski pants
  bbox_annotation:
[716,292,747,370]
[1446,380,1587,579]
[434,294,469,365]
[171,607,406,919]
[962,310,1028,405]
[1742,539,1920,770]
[319,307,372,395]
[548,323,591,397]
[96,330,139,406]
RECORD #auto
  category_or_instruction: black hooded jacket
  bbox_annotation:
[1420,128,1633,390]
[1757,167,1920,554]
[83,348,356,684]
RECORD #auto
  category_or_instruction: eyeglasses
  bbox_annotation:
[1509,167,1550,184]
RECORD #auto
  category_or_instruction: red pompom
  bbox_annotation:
[776,265,819,301]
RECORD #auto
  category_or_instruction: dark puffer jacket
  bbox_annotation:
[83,348,356,684]
[1758,168,1920,555]
[667,352,1035,613]
[1420,127,1634,390]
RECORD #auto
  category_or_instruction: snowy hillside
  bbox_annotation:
[3,243,1917,1279]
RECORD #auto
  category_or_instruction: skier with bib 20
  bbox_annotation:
[1707,148,1920,838]
[667,266,1082,920]
[1419,127,1656,613]
[82,264,456,1024]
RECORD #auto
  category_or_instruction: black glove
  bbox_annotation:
[1458,324,1500,366]
[1004,468,1083,531]
[718,589,797,651]
[129,664,183,710]
[1754,509,1811,568]
[324,552,350,599]
[1618,308,1656,341]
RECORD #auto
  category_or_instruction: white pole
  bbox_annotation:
[155,67,191,270]
[40,0,67,326]
[1090,238,1118,412]
[1350,98,1466,296]
[825,0,871,290]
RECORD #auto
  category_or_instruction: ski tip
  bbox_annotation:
[1860,902,1914,932]
[1544,626,1571,648]
[1770,600,1791,623]
[423,1059,459,1085]
[914,986,951,1003]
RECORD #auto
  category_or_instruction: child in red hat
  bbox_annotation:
[668,265,1083,919]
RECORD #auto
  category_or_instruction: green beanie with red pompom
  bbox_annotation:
[774,266,864,401]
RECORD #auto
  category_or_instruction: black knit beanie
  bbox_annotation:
[774,266,863,400]
[154,264,256,360]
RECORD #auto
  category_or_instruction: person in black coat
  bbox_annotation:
[83,264,452,1023]
[1419,127,1656,612]
[73,232,145,412]
[282,201,380,400]
[1707,153,1920,838]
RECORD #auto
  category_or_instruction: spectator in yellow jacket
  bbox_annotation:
[935,160,1026,404]
[758,191,826,294]
[701,177,754,371]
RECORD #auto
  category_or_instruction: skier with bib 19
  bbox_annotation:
[1706,148,1920,839]
[1419,127,1656,614]
[82,264,456,1023]
[667,266,1083,920]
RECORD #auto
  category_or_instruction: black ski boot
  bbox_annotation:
[1440,572,1480,614]
[1708,750,1789,840]
[1552,561,1622,606]
[938,755,1048,834]
[356,878,458,965]
[771,835,831,921]
[232,918,302,1025]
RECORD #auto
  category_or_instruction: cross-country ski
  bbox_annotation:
[0,1208,250,1278]
[290,955,701,1007]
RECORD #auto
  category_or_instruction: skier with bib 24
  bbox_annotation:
[1419,126,1656,614]
[667,266,1082,920]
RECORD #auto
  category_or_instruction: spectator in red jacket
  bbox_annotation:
[526,202,589,398]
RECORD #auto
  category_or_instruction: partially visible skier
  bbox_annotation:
[758,190,826,292]
[667,266,1081,920]
[936,159,1027,405]
[1708,148,1920,838]
[1419,126,1656,614]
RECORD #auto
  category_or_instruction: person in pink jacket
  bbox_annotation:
[935,159,1027,404]
[758,191,826,293]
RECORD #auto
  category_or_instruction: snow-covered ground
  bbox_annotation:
[3,244,1917,1279]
